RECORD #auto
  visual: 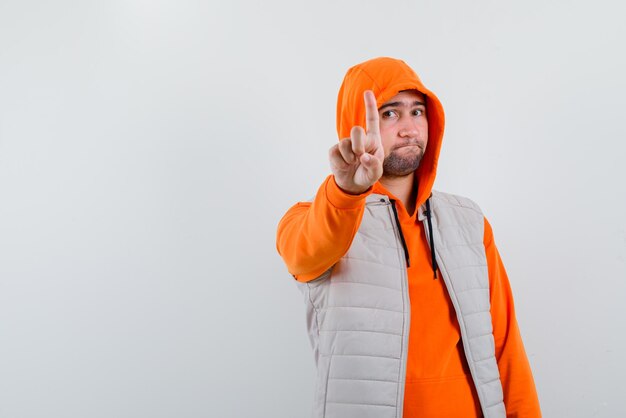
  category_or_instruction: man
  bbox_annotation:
[276,57,541,418]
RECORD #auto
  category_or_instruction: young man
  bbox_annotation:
[276,57,541,418]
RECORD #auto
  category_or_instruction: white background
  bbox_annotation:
[1,0,625,417]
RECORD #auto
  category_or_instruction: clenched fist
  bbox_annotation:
[329,90,384,195]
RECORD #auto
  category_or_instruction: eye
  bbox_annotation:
[381,110,398,119]
[412,108,425,116]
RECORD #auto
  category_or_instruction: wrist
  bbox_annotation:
[326,176,372,209]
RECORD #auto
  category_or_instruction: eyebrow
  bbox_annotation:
[379,100,426,111]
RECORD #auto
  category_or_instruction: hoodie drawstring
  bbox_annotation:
[424,198,438,279]
[390,199,411,268]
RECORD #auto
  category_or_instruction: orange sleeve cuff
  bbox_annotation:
[325,175,372,209]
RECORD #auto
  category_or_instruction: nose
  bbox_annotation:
[398,118,419,138]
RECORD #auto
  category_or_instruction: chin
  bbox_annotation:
[383,156,422,177]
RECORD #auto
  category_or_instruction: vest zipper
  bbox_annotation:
[390,199,411,268]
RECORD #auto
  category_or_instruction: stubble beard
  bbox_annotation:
[382,146,425,178]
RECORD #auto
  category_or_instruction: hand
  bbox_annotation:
[329,90,384,195]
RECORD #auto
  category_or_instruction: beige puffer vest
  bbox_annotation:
[297,191,506,418]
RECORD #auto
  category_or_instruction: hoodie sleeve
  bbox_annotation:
[484,218,542,417]
[276,175,371,282]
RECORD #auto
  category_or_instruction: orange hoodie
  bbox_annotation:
[277,57,541,417]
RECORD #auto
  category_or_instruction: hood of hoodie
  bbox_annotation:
[336,57,445,210]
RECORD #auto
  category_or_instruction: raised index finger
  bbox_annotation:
[364,90,380,136]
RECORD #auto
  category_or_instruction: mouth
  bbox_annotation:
[394,144,422,150]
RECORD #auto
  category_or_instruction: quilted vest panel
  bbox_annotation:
[426,191,506,418]
[298,191,505,418]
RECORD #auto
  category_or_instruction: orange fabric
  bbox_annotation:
[276,57,541,417]
[486,218,542,417]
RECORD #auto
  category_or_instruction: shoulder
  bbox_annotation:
[430,190,484,218]
[429,191,486,242]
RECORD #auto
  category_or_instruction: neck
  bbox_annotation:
[380,174,417,216]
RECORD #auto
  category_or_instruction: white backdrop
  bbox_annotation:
[1,0,625,417]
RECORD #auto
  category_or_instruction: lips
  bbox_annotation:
[394,143,422,150]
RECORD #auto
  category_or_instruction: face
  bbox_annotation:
[378,90,428,178]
